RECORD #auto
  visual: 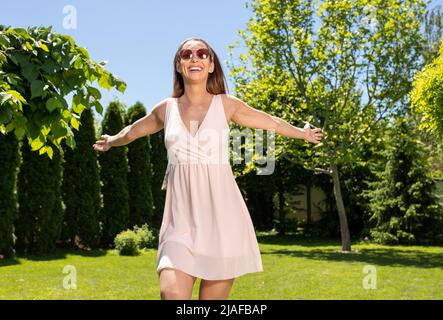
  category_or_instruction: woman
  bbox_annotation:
[93,37,323,300]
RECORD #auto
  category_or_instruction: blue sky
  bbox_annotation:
[1,0,441,121]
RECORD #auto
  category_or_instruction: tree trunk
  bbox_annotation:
[331,163,351,251]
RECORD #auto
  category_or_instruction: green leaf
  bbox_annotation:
[1,90,26,109]
[14,28,29,38]
[25,41,33,51]
[39,43,49,52]
[31,135,45,151]
[0,52,7,66]
[62,109,71,120]
[86,86,101,99]
[31,80,44,98]
[77,46,90,59]
[22,63,38,82]
[117,81,126,93]
[0,104,13,123]
[8,90,26,103]
[46,97,62,112]
[98,73,112,90]
[52,120,68,138]
[14,126,26,139]
[94,101,103,114]
[0,34,10,46]
[73,55,83,69]
[0,92,12,106]
[73,101,86,115]
[70,116,80,130]
[5,122,15,133]
[46,145,53,159]
[41,59,58,74]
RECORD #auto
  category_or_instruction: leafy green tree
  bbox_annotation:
[125,102,154,228]
[363,116,443,245]
[0,26,125,158]
[410,39,443,140]
[0,132,19,257]
[15,141,63,254]
[413,5,443,180]
[98,100,130,247]
[61,107,101,248]
[228,0,427,251]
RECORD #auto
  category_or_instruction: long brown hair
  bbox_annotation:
[172,37,228,98]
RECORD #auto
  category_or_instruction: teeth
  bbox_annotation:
[190,67,202,71]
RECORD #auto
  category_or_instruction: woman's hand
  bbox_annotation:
[303,122,323,144]
[93,134,112,152]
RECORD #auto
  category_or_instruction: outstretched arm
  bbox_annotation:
[229,95,323,144]
[93,99,167,152]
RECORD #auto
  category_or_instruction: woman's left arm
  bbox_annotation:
[229,96,323,144]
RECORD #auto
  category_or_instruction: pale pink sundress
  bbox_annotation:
[156,94,263,280]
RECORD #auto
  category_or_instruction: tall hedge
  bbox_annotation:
[149,130,167,230]
[15,142,63,254]
[98,100,130,247]
[0,132,20,257]
[61,107,101,248]
[125,102,154,228]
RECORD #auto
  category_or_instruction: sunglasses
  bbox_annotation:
[179,48,211,60]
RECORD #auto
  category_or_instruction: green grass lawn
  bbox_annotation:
[1,232,442,300]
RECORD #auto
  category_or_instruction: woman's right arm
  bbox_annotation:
[93,99,167,152]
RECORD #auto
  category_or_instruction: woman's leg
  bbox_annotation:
[198,278,235,300]
[159,268,197,300]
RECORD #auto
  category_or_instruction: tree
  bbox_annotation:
[410,39,443,140]
[228,0,427,251]
[61,107,101,248]
[98,100,130,247]
[126,102,154,228]
[0,132,19,257]
[363,115,443,244]
[0,26,125,158]
[413,4,443,181]
[15,141,63,254]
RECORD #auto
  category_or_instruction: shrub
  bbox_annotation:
[114,230,139,256]
[133,224,157,249]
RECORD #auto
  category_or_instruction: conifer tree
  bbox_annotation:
[98,100,130,247]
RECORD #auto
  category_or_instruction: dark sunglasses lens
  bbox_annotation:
[197,48,209,59]
[180,49,192,60]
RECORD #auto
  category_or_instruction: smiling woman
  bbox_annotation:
[93,36,322,301]
[155,37,263,300]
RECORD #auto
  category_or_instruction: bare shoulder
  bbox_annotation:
[150,97,170,124]
[219,93,245,122]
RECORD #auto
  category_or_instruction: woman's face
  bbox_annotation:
[176,40,214,82]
